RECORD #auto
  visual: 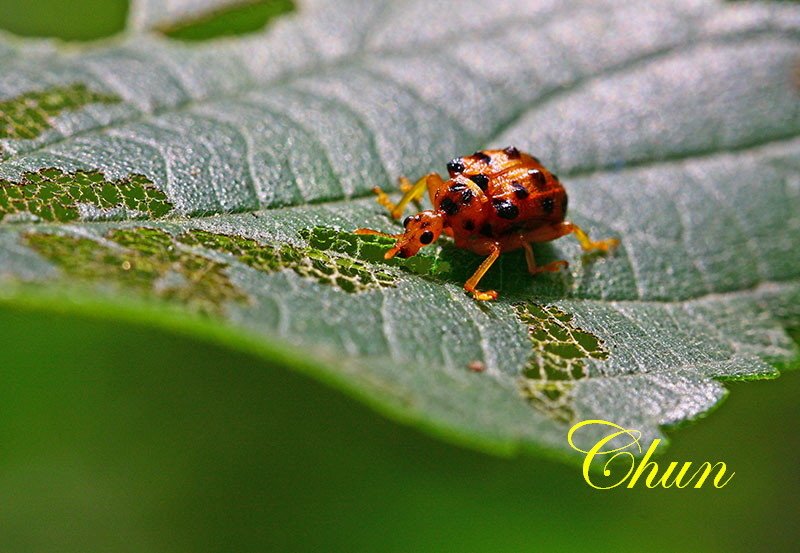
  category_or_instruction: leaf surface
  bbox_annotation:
[1,0,798,457]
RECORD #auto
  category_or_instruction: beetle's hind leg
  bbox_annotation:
[371,173,439,219]
[521,223,619,253]
[564,222,619,252]
[522,242,569,274]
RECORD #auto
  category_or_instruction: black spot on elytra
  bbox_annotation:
[473,151,491,163]
[470,173,489,190]
[541,197,555,215]
[528,169,546,189]
[461,188,474,205]
[512,181,529,199]
[447,158,465,175]
[493,198,519,220]
[403,216,413,228]
[504,146,520,159]
[439,196,459,215]
[419,230,434,244]
[463,219,475,231]
[480,222,494,237]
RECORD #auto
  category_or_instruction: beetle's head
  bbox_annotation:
[386,210,444,259]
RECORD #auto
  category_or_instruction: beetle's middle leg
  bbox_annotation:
[521,241,569,274]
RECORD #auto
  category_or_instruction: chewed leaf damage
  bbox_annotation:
[514,302,609,423]
[180,229,396,293]
[21,226,398,315]
[0,168,172,223]
[23,227,248,317]
[299,225,452,277]
[0,83,120,142]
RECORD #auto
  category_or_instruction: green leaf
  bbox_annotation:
[128,0,267,31]
[161,1,296,42]
[129,0,296,39]
[0,0,128,42]
[0,0,798,459]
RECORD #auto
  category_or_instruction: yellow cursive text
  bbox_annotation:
[567,419,735,489]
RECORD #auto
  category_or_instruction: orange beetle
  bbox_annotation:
[356,147,619,300]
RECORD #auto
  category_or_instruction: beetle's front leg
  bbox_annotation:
[371,173,439,219]
[464,242,501,301]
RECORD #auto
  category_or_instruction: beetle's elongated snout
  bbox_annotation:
[384,235,421,259]
[385,210,444,259]
[356,209,443,260]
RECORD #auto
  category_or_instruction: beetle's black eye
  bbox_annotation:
[419,230,434,244]
[403,216,413,228]
[447,158,465,174]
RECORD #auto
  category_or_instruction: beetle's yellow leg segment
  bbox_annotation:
[562,222,619,252]
[371,175,430,219]
[371,187,399,214]
[521,241,569,274]
[521,222,619,252]
[464,243,501,301]
[398,177,424,211]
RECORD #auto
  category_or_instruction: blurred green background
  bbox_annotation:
[1,303,798,553]
[0,1,798,551]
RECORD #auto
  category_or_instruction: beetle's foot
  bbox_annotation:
[470,289,498,301]
[530,260,569,274]
[370,186,403,218]
[398,177,413,193]
[581,237,619,253]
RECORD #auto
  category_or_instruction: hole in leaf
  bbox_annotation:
[23,227,249,317]
[0,84,121,144]
[514,302,609,382]
[298,226,458,278]
[0,168,171,223]
[160,0,295,41]
[179,229,396,293]
[517,380,575,425]
[514,302,610,422]
[23,227,396,318]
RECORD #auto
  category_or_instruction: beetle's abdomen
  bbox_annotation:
[441,148,568,240]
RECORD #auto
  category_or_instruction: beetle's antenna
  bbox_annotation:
[354,228,403,239]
